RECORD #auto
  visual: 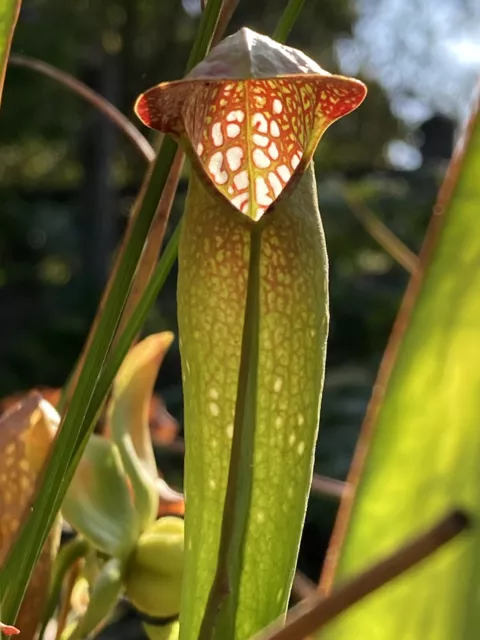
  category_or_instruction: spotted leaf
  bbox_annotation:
[0,393,61,640]
[135,28,365,221]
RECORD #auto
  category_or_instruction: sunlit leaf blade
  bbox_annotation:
[0,0,21,106]
[318,88,480,639]
[62,435,140,560]
[0,394,61,639]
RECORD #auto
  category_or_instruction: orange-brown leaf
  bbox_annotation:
[0,393,61,639]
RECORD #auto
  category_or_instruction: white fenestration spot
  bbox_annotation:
[209,402,220,417]
[209,388,219,400]
[255,176,273,207]
[208,151,228,185]
[291,152,301,170]
[277,164,291,183]
[275,416,283,429]
[231,194,249,210]
[268,141,279,160]
[226,123,241,138]
[252,112,268,133]
[288,433,296,447]
[208,478,217,489]
[226,146,243,171]
[273,98,283,114]
[268,171,282,198]
[197,142,204,156]
[234,170,248,191]
[228,186,234,195]
[253,148,271,169]
[212,122,223,147]
[273,377,283,393]
[297,441,305,456]
[310,329,316,338]
[227,109,245,122]
[270,120,281,137]
[226,423,234,439]
[256,510,265,523]
[287,486,294,498]
[253,133,269,147]
[297,413,305,427]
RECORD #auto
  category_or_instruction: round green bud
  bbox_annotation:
[126,516,184,618]
[143,620,179,640]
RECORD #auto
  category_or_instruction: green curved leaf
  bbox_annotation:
[62,436,140,560]
[109,333,174,530]
[318,92,480,639]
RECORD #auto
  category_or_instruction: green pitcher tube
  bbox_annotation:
[135,28,366,639]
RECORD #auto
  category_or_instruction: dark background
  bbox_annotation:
[1,0,479,602]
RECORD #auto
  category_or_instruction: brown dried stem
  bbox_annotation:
[344,192,419,274]
[9,54,155,163]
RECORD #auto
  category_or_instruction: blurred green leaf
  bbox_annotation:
[318,89,480,639]
[0,0,21,106]
[62,436,140,560]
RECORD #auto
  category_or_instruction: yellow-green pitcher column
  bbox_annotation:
[135,28,366,640]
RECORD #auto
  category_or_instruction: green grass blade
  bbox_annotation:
[273,0,307,42]
[0,0,21,106]
[0,0,224,624]
[317,87,480,639]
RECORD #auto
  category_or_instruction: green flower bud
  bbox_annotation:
[143,621,179,640]
[125,517,184,618]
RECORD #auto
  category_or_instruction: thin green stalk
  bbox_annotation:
[273,0,307,42]
[0,0,224,624]
[197,227,262,640]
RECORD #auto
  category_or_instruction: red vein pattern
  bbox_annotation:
[135,75,366,221]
